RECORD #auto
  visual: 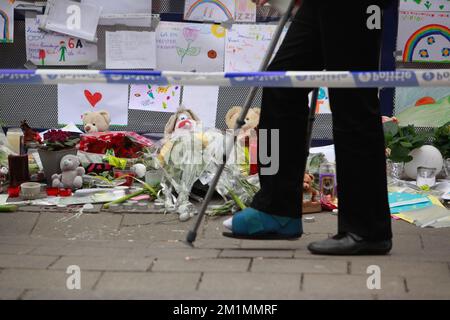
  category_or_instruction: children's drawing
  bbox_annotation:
[129,85,181,113]
[395,87,450,127]
[58,84,129,126]
[224,24,287,72]
[177,27,202,64]
[156,21,225,72]
[235,0,256,22]
[397,11,450,63]
[0,0,15,43]
[184,0,235,22]
[25,16,97,66]
[400,0,449,11]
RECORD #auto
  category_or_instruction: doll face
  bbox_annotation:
[175,113,195,131]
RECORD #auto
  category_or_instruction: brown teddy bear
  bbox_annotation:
[303,173,321,213]
[225,106,260,138]
[82,110,111,133]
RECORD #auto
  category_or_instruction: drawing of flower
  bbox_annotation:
[442,48,450,57]
[427,36,435,45]
[177,27,202,64]
[419,49,429,58]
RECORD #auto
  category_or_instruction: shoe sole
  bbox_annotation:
[223,232,302,241]
[308,245,392,256]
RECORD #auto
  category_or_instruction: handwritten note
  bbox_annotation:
[106,31,156,69]
[0,0,15,43]
[184,0,235,22]
[225,24,287,72]
[82,0,152,14]
[25,16,98,66]
[400,0,449,11]
[235,0,256,22]
[129,84,181,113]
[156,21,226,72]
[58,84,129,126]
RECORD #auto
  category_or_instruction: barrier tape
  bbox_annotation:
[0,69,449,87]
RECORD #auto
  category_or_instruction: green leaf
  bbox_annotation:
[186,46,201,56]
[176,47,186,57]
[400,141,413,148]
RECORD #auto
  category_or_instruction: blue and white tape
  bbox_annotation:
[0,69,449,87]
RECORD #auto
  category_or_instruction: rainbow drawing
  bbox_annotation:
[0,9,10,42]
[185,0,234,20]
[403,24,450,62]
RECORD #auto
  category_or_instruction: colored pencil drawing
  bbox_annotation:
[184,0,235,22]
[129,85,181,113]
[177,27,202,64]
[0,0,14,43]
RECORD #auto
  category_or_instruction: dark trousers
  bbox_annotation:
[251,0,393,241]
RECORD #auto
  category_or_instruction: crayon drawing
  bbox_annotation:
[129,85,181,113]
[0,0,15,43]
[235,0,256,22]
[184,0,235,22]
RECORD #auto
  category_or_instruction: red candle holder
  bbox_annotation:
[46,187,59,197]
[58,188,72,197]
[8,186,21,198]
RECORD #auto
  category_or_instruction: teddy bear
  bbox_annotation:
[82,110,111,133]
[51,155,85,189]
[302,173,321,213]
[164,107,201,140]
[225,106,260,139]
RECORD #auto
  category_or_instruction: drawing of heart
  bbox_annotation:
[84,90,103,107]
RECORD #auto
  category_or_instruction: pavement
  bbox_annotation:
[0,209,449,300]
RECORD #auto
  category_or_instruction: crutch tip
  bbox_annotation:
[185,231,197,247]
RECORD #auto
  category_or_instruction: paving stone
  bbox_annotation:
[0,212,40,236]
[421,234,450,252]
[194,238,242,249]
[405,276,450,299]
[199,272,301,296]
[0,244,36,255]
[152,258,250,273]
[96,272,200,293]
[0,288,25,300]
[31,212,122,240]
[146,248,220,259]
[220,249,294,259]
[0,269,101,290]
[251,258,347,274]
[351,260,449,277]
[49,256,154,271]
[0,254,58,269]
[302,274,406,296]
[32,244,152,257]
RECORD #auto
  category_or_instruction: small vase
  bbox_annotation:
[387,160,404,180]
[38,148,77,185]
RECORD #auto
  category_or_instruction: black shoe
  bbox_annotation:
[307,233,392,256]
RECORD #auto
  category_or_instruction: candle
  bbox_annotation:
[6,128,24,155]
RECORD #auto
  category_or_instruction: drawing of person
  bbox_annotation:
[59,40,67,62]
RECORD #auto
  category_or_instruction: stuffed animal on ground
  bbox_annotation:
[225,106,260,139]
[303,173,318,203]
[82,110,111,133]
[52,155,85,189]
[164,107,200,140]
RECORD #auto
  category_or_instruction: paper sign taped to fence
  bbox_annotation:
[0,0,15,43]
[26,16,98,66]
[235,0,256,22]
[58,84,129,126]
[182,86,219,128]
[129,84,181,113]
[81,0,152,14]
[156,21,226,72]
[399,0,449,11]
[184,0,235,22]
[106,31,156,69]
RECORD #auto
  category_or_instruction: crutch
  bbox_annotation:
[186,0,315,245]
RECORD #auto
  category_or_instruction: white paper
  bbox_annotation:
[43,0,101,42]
[129,84,181,112]
[399,0,449,11]
[397,10,450,63]
[106,31,156,69]
[82,0,152,14]
[156,21,226,72]
[184,0,235,22]
[235,0,257,22]
[58,84,129,126]
[225,24,287,72]
[309,87,331,114]
[182,86,219,128]
[0,0,15,43]
[26,16,98,66]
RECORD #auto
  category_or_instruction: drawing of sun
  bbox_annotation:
[211,25,226,38]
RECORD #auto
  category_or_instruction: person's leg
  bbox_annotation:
[308,1,392,254]
[251,0,323,218]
